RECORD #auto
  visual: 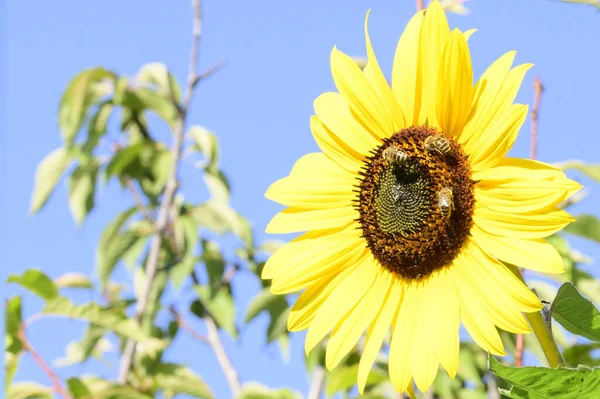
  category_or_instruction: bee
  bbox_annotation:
[424,134,453,157]
[382,145,410,165]
[437,187,454,219]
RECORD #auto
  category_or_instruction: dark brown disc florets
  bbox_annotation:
[356,126,474,280]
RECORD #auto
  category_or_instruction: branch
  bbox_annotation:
[125,177,155,223]
[117,0,205,383]
[169,306,209,344]
[205,315,242,398]
[416,0,425,11]
[306,367,325,399]
[19,325,73,399]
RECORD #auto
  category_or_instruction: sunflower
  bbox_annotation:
[263,1,581,396]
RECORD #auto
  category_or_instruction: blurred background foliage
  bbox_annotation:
[5,1,600,398]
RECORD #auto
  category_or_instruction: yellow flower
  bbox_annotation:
[263,1,581,396]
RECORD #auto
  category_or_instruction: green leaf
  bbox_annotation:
[564,214,600,243]
[489,356,600,399]
[239,383,300,399]
[68,163,98,225]
[59,67,116,146]
[188,125,219,173]
[78,376,153,399]
[8,269,59,300]
[6,296,23,336]
[118,88,179,128]
[203,171,230,203]
[257,240,285,255]
[152,364,214,398]
[191,200,242,236]
[67,378,91,398]
[136,62,182,103]
[170,215,198,290]
[54,273,93,290]
[6,382,53,399]
[105,143,146,182]
[326,364,359,397]
[194,286,237,338]
[561,162,600,183]
[41,297,163,345]
[202,240,226,291]
[30,147,72,214]
[245,288,287,324]
[551,282,600,342]
[83,102,113,153]
[96,207,138,287]
[564,343,600,367]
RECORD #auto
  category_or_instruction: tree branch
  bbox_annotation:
[307,367,325,399]
[416,0,425,11]
[19,324,73,399]
[117,0,204,383]
[169,306,209,344]
[205,315,242,398]
[124,177,155,223]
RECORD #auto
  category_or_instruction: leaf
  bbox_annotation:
[191,200,242,236]
[245,288,288,324]
[194,286,237,338]
[239,383,300,399]
[67,378,91,398]
[202,240,226,291]
[41,296,163,345]
[59,67,116,146]
[83,102,113,153]
[257,240,285,255]
[30,148,72,214]
[8,269,59,300]
[6,296,23,336]
[170,215,198,290]
[96,207,138,287]
[236,213,254,249]
[78,376,153,399]
[6,382,53,399]
[489,356,600,399]
[551,282,600,342]
[118,88,179,128]
[564,343,600,367]
[564,214,600,243]
[326,364,361,397]
[152,363,214,398]
[68,163,98,225]
[203,171,230,203]
[188,125,219,173]
[136,62,182,103]
[105,143,146,182]
[562,162,600,183]
[54,273,93,290]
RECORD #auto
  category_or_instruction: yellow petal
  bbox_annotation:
[459,51,515,145]
[304,256,379,354]
[436,29,474,138]
[363,11,406,133]
[416,0,450,126]
[474,204,574,240]
[314,92,382,151]
[468,104,528,172]
[452,251,506,355]
[263,224,360,279]
[265,171,355,209]
[424,269,460,379]
[389,284,416,393]
[463,29,477,41]
[475,185,569,215]
[392,10,424,125]
[357,277,402,394]
[472,225,564,274]
[289,152,351,178]
[310,116,363,173]
[288,268,353,331]
[265,205,357,234]
[330,47,396,137]
[326,266,391,370]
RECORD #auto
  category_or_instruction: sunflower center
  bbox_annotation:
[357,126,474,280]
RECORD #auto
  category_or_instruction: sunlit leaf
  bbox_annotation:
[440,0,470,15]
[30,147,72,214]
[203,171,230,203]
[490,356,600,399]
[551,283,600,342]
[117,87,179,128]
[137,62,182,103]
[326,364,387,397]
[202,240,226,291]
[170,215,198,290]
[239,383,300,399]
[105,143,146,182]
[6,382,53,399]
[68,163,98,225]
[188,125,219,173]
[245,288,287,324]
[59,67,116,146]
[96,207,138,287]
[5,296,23,387]
[191,200,240,235]
[83,102,113,153]
[564,343,600,368]
[67,378,91,398]
[8,269,59,300]
[194,286,237,338]
[257,240,285,255]
[152,363,214,398]
[564,214,600,243]
[54,273,93,290]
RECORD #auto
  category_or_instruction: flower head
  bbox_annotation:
[263,1,581,395]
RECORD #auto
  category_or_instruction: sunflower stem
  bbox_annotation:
[525,310,565,368]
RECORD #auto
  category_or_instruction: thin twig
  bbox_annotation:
[205,315,242,398]
[307,367,325,399]
[486,372,501,399]
[117,0,205,383]
[125,177,155,223]
[530,77,544,160]
[195,58,226,84]
[19,325,73,399]
[416,0,425,11]
[516,76,545,368]
[168,306,209,343]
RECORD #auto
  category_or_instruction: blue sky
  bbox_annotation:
[3,0,600,398]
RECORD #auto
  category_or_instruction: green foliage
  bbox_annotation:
[490,356,600,398]
[6,382,53,399]
[565,214,600,243]
[29,148,72,214]
[551,283,600,342]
